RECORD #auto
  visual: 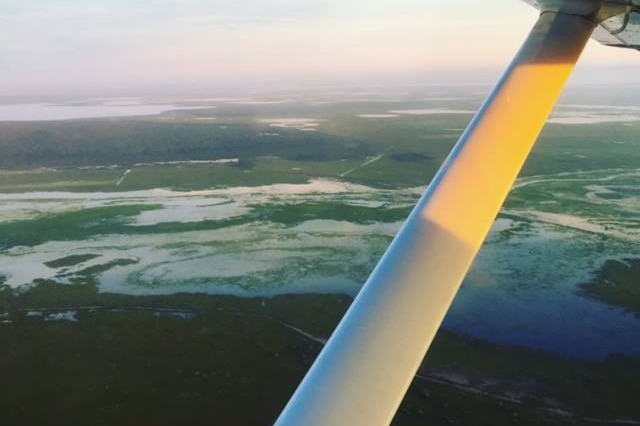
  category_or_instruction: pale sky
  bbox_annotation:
[1,0,640,94]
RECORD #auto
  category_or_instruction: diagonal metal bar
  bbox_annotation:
[275,11,596,426]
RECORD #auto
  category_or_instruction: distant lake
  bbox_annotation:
[0,100,207,121]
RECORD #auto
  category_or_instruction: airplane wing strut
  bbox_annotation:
[275,10,596,426]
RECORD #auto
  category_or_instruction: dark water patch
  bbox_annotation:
[45,254,101,268]
[71,258,139,278]
[230,157,255,170]
[580,258,640,315]
[597,192,626,200]
[616,187,640,197]
[390,152,433,163]
[444,228,640,361]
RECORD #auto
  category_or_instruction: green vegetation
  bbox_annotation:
[250,202,411,225]
[0,121,370,169]
[0,205,159,249]
[580,258,640,315]
[2,94,640,425]
[0,159,369,193]
[526,122,640,176]
[0,281,639,426]
[1,104,639,191]
[0,200,408,250]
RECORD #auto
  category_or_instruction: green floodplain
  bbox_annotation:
[0,86,639,425]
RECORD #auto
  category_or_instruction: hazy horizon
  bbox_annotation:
[2,0,640,96]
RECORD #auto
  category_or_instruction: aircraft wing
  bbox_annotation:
[523,0,640,50]
[595,11,640,49]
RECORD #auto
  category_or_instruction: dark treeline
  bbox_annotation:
[0,120,371,169]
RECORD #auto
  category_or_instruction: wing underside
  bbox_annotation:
[523,0,640,50]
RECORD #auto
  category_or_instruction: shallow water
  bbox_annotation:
[0,100,207,121]
[0,171,638,360]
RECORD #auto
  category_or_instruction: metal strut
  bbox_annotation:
[275,11,596,426]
